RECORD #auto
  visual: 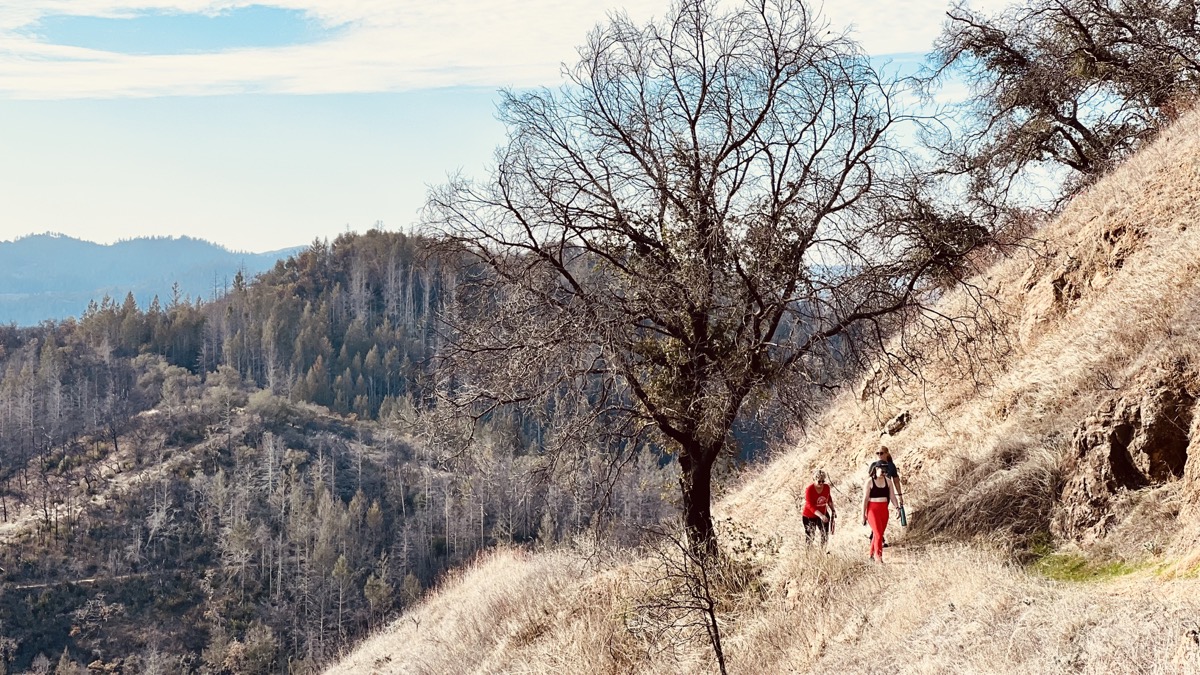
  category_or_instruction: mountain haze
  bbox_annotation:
[326,104,1200,674]
[0,234,302,325]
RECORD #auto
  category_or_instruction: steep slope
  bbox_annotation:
[728,106,1200,563]
[327,109,1200,674]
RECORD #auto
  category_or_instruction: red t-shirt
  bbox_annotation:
[802,484,832,518]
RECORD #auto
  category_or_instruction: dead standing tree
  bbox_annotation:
[427,0,991,554]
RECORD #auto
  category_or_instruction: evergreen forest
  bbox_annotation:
[0,230,674,673]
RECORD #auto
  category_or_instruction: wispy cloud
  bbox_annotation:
[0,0,645,98]
[0,0,1014,99]
[824,0,1013,60]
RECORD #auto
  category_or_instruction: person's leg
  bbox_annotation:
[867,502,889,560]
[803,517,817,545]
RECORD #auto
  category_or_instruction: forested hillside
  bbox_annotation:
[8,0,1199,671]
[0,230,674,673]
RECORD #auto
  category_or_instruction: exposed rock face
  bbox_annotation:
[1055,374,1195,541]
[1178,413,1200,546]
[884,410,910,436]
[1018,270,1060,345]
[1017,221,1148,346]
[859,363,888,401]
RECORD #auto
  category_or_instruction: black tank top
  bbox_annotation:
[868,479,890,499]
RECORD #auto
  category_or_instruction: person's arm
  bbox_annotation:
[862,479,870,525]
[890,470,905,507]
[810,485,830,522]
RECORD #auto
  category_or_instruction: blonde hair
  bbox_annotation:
[813,469,826,482]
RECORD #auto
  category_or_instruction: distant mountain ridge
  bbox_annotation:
[0,233,303,325]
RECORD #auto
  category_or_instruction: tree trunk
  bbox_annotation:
[679,451,716,556]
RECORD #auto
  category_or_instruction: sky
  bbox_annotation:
[0,0,1010,253]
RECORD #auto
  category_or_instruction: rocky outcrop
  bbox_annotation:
[1177,411,1200,547]
[858,363,889,401]
[883,410,910,436]
[1054,367,1195,542]
[1017,220,1148,346]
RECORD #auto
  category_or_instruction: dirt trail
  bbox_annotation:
[3,570,167,591]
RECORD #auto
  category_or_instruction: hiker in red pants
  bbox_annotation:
[868,445,906,547]
[870,446,905,514]
[862,463,899,562]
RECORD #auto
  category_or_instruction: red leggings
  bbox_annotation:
[867,501,889,559]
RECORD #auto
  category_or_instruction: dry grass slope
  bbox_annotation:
[327,109,1200,674]
[331,538,1200,674]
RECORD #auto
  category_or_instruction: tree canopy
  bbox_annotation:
[429,0,992,551]
[928,0,1200,209]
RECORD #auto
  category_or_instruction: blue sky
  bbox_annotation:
[0,0,1008,252]
[32,6,334,54]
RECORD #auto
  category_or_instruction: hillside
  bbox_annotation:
[325,108,1200,672]
[0,234,301,325]
[0,228,677,673]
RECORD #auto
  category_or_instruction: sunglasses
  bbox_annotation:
[875,452,886,456]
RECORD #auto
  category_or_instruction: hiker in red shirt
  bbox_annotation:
[801,469,835,547]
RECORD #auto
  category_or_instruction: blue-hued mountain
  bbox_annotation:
[0,233,303,325]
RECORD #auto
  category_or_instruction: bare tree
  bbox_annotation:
[926,0,1200,210]
[634,531,732,674]
[428,0,991,553]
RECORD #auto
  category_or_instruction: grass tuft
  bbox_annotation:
[906,436,1064,552]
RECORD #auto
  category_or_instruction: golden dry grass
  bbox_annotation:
[326,109,1200,674]
[724,107,1200,557]
[329,534,1200,674]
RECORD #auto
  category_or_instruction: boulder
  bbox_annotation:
[884,410,911,436]
[1054,380,1194,541]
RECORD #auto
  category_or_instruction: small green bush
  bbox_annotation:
[1031,552,1142,582]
